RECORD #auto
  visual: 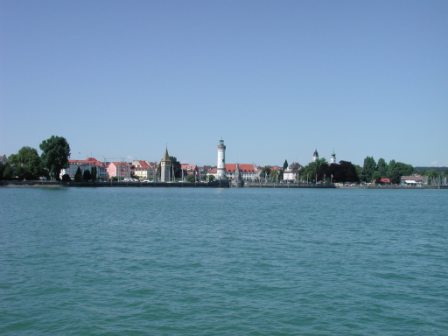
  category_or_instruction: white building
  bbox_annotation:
[225,164,259,181]
[132,160,156,180]
[60,157,107,180]
[283,162,302,182]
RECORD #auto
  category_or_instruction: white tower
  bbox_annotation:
[217,139,227,180]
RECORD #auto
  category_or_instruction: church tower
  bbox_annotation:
[160,148,172,182]
[217,139,227,180]
[330,150,336,164]
[312,149,319,162]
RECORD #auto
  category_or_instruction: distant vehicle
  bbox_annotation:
[123,178,138,182]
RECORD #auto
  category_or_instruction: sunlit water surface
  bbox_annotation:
[1,187,447,335]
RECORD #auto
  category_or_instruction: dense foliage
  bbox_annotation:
[40,136,71,180]
[360,156,414,183]
[8,146,44,180]
[300,159,359,183]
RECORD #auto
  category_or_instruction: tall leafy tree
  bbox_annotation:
[361,156,376,182]
[377,158,388,177]
[40,136,70,180]
[83,169,92,181]
[91,166,97,181]
[283,160,289,170]
[1,163,13,180]
[74,167,82,182]
[169,156,182,179]
[8,146,43,180]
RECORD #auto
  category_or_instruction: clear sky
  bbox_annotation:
[1,0,447,166]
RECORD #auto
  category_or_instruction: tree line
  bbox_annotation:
[360,156,413,184]
[298,157,417,184]
[0,136,70,181]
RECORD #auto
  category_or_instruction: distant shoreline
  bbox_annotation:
[1,180,447,189]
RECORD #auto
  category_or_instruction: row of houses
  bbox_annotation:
[60,158,157,181]
[60,157,264,182]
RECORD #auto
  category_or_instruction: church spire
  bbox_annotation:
[163,147,171,161]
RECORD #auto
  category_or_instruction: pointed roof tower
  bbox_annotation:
[162,147,171,162]
[312,149,319,162]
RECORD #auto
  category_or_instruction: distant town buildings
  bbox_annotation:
[4,139,446,187]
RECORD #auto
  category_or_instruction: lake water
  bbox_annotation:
[0,187,447,335]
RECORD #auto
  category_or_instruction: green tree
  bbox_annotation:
[283,160,289,170]
[260,166,272,181]
[2,163,13,180]
[40,136,71,180]
[270,169,280,183]
[83,169,92,181]
[91,166,97,181]
[74,167,82,182]
[377,158,388,177]
[301,158,328,183]
[372,171,381,181]
[186,174,196,183]
[386,160,414,184]
[361,156,376,182]
[328,161,359,183]
[169,156,182,179]
[208,174,215,182]
[8,146,43,180]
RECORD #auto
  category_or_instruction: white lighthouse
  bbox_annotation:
[217,139,227,180]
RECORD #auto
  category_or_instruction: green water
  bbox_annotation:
[0,187,447,335]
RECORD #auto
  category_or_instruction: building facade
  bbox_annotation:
[132,160,156,180]
[107,162,131,180]
[60,157,107,180]
[225,163,259,181]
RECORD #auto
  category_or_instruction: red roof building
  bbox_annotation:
[61,157,107,180]
[377,177,391,184]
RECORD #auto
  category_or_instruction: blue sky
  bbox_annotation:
[1,0,447,166]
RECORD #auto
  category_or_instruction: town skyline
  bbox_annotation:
[1,1,447,166]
